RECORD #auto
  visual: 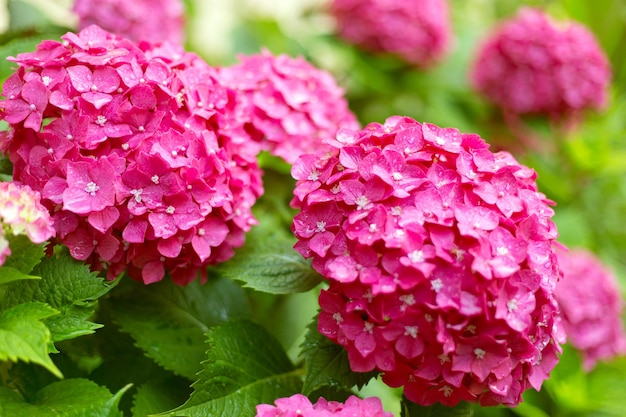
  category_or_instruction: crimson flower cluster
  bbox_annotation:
[0,182,55,266]
[255,394,392,417]
[329,0,451,67]
[218,50,359,164]
[73,0,185,44]
[471,8,610,117]
[291,116,563,406]
[0,25,263,285]
[556,248,626,371]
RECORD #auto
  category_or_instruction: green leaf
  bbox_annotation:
[0,378,130,417]
[0,266,40,286]
[131,380,191,417]
[401,398,473,417]
[0,252,116,342]
[2,234,46,274]
[300,317,377,395]
[0,302,61,378]
[159,320,302,417]
[215,218,323,294]
[111,276,250,380]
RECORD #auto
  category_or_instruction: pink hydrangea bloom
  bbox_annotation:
[291,116,563,406]
[73,0,185,44]
[217,50,360,164]
[0,25,263,285]
[0,182,55,265]
[555,248,626,371]
[255,394,392,417]
[471,8,611,117]
[329,0,451,67]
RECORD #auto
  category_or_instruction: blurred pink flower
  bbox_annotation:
[255,394,392,417]
[0,25,263,285]
[218,50,360,164]
[0,182,55,265]
[556,248,626,371]
[471,8,611,117]
[330,0,451,67]
[292,116,563,406]
[73,0,185,44]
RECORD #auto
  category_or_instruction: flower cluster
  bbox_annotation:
[329,0,451,67]
[555,248,626,371]
[0,182,55,265]
[255,394,392,417]
[73,0,186,44]
[217,50,360,164]
[471,8,611,117]
[291,116,563,406]
[0,25,263,285]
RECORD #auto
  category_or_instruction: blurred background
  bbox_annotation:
[0,0,625,415]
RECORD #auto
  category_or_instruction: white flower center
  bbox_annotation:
[392,172,403,181]
[431,278,443,293]
[332,312,343,323]
[151,175,160,184]
[507,299,518,312]
[84,181,99,196]
[166,205,175,214]
[404,326,418,338]
[355,195,369,210]
[315,221,326,233]
[129,188,143,203]
[307,170,320,181]
[474,348,486,359]
[408,250,424,263]
[96,115,107,126]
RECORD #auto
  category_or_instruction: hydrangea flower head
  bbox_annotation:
[471,8,610,117]
[73,0,185,44]
[0,182,55,265]
[0,25,263,285]
[218,50,360,164]
[292,116,563,406]
[556,248,626,371]
[255,394,392,417]
[329,0,451,67]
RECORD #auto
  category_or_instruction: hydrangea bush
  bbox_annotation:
[0,1,625,417]
[73,0,186,44]
[556,248,626,371]
[218,49,360,164]
[471,8,611,118]
[255,394,393,417]
[291,116,564,406]
[0,25,263,285]
[329,0,451,67]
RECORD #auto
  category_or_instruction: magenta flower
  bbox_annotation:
[217,50,360,164]
[292,116,563,406]
[556,248,626,371]
[255,394,392,417]
[471,8,611,117]
[73,0,185,44]
[0,182,55,265]
[329,0,451,67]
[0,26,263,285]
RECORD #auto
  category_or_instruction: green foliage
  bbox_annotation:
[0,302,61,378]
[0,378,129,417]
[159,320,302,417]
[215,169,323,294]
[401,399,474,417]
[1,234,46,274]
[0,253,115,343]
[0,266,40,286]
[300,318,377,395]
[111,276,250,380]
